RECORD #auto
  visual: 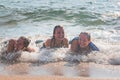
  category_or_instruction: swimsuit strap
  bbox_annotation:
[50,38,64,48]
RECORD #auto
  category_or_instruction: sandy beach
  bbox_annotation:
[0,75,120,80]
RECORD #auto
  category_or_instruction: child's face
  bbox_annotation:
[54,27,64,40]
[16,38,25,51]
[79,34,90,48]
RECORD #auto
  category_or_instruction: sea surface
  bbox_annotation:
[0,0,120,78]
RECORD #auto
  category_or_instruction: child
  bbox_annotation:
[1,36,35,61]
[70,32,99,55]
[7,36,35,53]
[44,25,68,48]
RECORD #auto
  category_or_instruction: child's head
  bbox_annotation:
[53,25,64,40]
[78,32,91,48]
[16,36,30,51]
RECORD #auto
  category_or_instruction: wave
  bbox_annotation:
[0,5,119,27]
[0,47,120,65]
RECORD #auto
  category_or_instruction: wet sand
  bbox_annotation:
[0,75,119,80]
[1,62,120,80]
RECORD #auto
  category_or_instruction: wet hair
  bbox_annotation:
[50,25,64,47]
[18,36,31,47]
[79,32,91,41]
[52,25,64,39]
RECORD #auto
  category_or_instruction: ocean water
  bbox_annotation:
[0,0,120,78]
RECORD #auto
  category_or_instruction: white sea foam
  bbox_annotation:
[0,35,120,65]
